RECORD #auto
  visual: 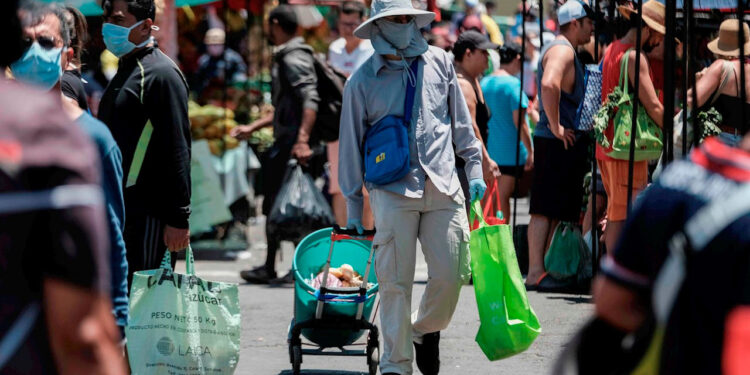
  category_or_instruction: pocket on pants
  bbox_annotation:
[373,230,397,284]
[458,231,472,285]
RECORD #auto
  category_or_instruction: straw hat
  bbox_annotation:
[708,19,750,57]
[354,0,435,39]
[618,0,666,35]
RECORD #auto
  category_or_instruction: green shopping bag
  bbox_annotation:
[544,222,584,280]
[469,200,541,361]
[126,247,241,374]
[594,48,663,161]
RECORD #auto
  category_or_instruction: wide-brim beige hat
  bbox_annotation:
[354,0,435,39]
[708,19,750,57]
[618,0,666,35]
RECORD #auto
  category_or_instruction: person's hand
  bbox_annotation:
[230,124,256,140]
[164,225,190,252]
[524,153,534,171]
[482,157,500,181]
[291,142,313,164]
[469,178,487,202]
[346,218,364,235]
[552,124,576,150]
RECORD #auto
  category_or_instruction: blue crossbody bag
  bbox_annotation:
[363,59,419,185]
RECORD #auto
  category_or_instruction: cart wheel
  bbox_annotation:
[292,345,302,375]
[367,340,379,375]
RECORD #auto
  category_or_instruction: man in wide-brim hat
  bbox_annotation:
[339,0,485,373]
[595,0,666,255]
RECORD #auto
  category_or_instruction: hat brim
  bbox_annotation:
[477,40,500,50]
[354,9,436,39]
[707,38,750,57]
[618,5,665,35]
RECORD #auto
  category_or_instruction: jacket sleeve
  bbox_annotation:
[338,78,367,221]
[447,57,483,181]
[102,144,129,326]
[282,50,320,112]
[145,66,192,229]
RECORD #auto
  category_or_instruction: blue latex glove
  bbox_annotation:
[469,178,487,202]
[346,218,364,235]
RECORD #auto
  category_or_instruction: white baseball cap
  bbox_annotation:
[557,0,594,26]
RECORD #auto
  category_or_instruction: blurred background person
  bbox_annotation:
[61,5,89,111]
[0,1,126,373]
[481,42,534,222]
[194,27,247,98]
[327,1,374,229]
[454,30,501,214]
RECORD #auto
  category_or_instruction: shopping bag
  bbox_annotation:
[469,200,541,361]
[267,162,335,242]
[471,179,505,230]
[126,247,241,375]
[544,222,587,280]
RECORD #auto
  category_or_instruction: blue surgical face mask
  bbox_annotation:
[376,19,416,50]
[102,20,152,58]
[10,41,63,91]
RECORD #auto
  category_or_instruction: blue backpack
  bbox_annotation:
[363,59,419,185]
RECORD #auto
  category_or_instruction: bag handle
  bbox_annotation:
[160,246,195,275]
[483,179,499,219]
[619,49,632,98]
[470,199,488,229]
[403,59,420,123]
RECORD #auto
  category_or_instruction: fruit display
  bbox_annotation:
[189,101,242,156]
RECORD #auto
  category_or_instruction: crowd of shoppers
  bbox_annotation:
[2,0,749,373]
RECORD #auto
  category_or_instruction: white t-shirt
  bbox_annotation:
[327,37,374,76]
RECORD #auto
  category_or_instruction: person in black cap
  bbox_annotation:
[453,30,500,214]
[232,5,320,284]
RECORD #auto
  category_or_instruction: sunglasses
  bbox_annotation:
[21,35,60,51]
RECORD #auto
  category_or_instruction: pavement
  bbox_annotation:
[178,198,594,374]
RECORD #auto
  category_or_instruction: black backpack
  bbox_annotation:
[277,47,346,142]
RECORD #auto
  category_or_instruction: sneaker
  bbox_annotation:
[269,269,294,285]
[414,331,440,375]
[239,266,276,284]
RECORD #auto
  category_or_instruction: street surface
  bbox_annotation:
[178,199,593,374]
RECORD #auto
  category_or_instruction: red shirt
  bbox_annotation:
[597,40,654,161]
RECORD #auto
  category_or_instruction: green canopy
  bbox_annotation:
[176,0,220,6]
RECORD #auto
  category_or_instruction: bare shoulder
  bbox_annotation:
[457,77,477,101]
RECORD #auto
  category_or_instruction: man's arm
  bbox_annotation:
[540,46,576,148]
[628,50,664,128]
[146,68,191,251]
[284,50,320,162]
[338,79,367,222]
[458,78,498,180]
[448,62,483,182]
[231,113,273,140]
[102,145,129,327]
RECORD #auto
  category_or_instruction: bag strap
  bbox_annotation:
[652,182,750,323]
[483,180,498,219]
[470,199,488,229]
[160,245,195,275]
[0,303,40,371]
[619,49,632,97]
[403,59,420,123]
[707,60,733,106]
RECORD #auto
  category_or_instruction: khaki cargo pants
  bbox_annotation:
[370,179,471,375]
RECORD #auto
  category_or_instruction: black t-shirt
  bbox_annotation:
[603,138,750,374]
[98,46,192,228]
[0,79,108,374]
[61,69,89,111]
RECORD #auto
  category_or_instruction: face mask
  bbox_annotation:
[376,20,416,50]
[371,20,428,58]
[102,20,152,58]
[10,41,63,91]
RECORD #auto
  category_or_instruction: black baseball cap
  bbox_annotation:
[455,30,499,52]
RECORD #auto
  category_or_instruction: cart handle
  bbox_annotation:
[331,225,376,242]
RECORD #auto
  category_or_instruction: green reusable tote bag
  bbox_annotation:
[544,222,583,280]
[469,200,541,361]
[126,247,241,374]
